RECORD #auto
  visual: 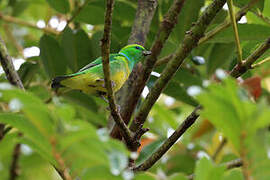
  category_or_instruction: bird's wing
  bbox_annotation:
[78,54,119,72]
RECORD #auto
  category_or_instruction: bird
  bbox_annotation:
[51,44,151,97]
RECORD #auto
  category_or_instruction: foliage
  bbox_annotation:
[0,0,269,179]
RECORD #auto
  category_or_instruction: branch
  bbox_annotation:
[130,0,227,133]
[227,0,242,63]
[230,37,270,78]
[0,35,24,180]
[101,0,135,149]
[133,106,201,171]
[111,0,158,140]
[134,36,270,171]
[0,13,59,35]
[252,56,270,68]
[253,11,270,26]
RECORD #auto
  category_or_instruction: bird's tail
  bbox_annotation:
[51,75,71,89]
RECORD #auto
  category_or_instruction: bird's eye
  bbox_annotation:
[135,46,140,50]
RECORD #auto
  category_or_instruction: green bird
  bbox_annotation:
[51,44,151,96]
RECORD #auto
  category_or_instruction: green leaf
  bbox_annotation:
[134,173,156,180]
[234,0,265,12]
[222,169,244,180]
[169,173,188,180]
[39,35,68,78]
[206,43,235,76]
[46,0,70,13]
[208,24,270,43]
[61,27,95,72]
[194,157,226,180]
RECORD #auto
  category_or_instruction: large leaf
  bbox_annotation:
[39,35,68,78]
[46,0,70,14]
[208,24,270,43]
[194,158,226,180]
[206,43,235,76]
[61,27,95,72]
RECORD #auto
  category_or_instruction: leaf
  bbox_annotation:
[234,0,265,12]
[61,27,95,72]
[208,24,270,43]
[39,35,68,78]
[46,0,70,14]
[206,43,235,76]
[169,173,188,180]
[194,157,226,180]
[222,169,244,180]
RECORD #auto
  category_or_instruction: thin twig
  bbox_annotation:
[130,0,227,134]
[9,143,21,180]
[227,0,242,63]
[230,37,270,77]
[101,0,135,150]
[0,13,59,35]
[187,158,243,179]
[252,56,270,68]
[253,11,270,26]
[111,0,158,140]
[212,138,227,161]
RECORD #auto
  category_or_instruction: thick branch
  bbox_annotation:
[111,0,158,140]
[0,13,59,35]
[130,0,227,133]
[230,37,270,78]
[101,0,134,149]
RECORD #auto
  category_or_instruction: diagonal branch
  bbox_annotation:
[101,0,134,149]
[133,36,270,172]
[0,13,59,35]
[130,0,227,133]
[66,0,91,26]
[111,0,158,140]
[230,37,270,77]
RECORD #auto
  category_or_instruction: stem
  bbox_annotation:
[9,143,21,180]
[111,0,158,140]
[230,37,270,78]
[227,0,242,63]
[253,11,270,26]
[130,0,227,133]
[212,138,227,161]
[101,0,134,149]
[0,13,59,35]
[251,56,270,68]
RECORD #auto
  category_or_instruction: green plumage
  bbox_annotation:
[52,44,151,96]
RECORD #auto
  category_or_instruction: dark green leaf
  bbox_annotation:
[46,0,70,13]
[39,35,68,78]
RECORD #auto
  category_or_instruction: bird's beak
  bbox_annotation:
[143,50,151,56]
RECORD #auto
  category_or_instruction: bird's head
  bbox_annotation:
[119,44,151,64]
